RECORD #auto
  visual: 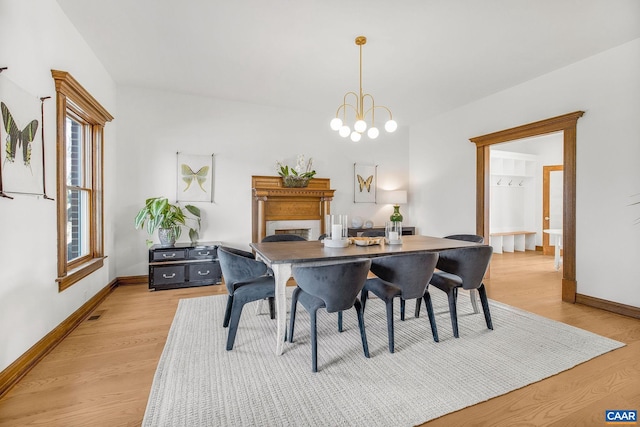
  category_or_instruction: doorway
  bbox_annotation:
[470,111,584,303]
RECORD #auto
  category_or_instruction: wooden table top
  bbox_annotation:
[250,235,483,264]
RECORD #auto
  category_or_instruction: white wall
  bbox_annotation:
[409,38,640,307]
[114,86,410,276]
[0,0,117,371]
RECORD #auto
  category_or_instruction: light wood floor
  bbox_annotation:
[0,251,638,426]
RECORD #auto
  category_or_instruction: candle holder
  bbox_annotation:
[385,221,403,245]
[325,214,349,247]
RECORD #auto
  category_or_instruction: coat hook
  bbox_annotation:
[497,179,502,186]
[508,180,513,186]
[519,180,524,186]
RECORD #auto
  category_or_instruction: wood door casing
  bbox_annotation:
[543,165,563,255]
[470,111,584,303]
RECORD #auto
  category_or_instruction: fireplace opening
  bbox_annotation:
[275,228,311,240]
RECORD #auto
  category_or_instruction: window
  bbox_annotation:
[52,70,113,291]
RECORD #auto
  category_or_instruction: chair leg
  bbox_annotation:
[223,295,233,328]
[478,284,493,330]
[414,297,422,318]
[354,300,370,359]
[447,289,459,338]
[423,292,439,342]
[268,297,275,320]
[338,311,343,332]
[226,299,245,350]
[288,287,301,343]
[360,289,368,311]
[400,299,406,321]
[310,308,318,373]
[385,300,395,353]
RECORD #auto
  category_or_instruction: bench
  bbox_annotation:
[489,231,536,254]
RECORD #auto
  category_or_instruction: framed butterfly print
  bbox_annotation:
[0,74,47,197]
[353,163,377,203]
[176,152,214,202]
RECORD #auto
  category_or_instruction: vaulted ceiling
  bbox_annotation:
[56,0,640,125]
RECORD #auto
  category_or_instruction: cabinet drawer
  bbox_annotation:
[187,262,221,283]
[188,247,217,260]
[152,265,185,285]
[152,249,187,262]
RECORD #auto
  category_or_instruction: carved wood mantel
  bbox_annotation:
[251,176,335,243]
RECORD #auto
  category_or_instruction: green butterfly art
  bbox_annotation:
[181,164,209,192]
[2,101,39,168]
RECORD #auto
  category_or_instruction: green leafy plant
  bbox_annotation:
[276,154,316,179]
[134,197,201,244]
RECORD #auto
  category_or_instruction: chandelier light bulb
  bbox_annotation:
[367,127,379,139]
[354,119,367,133]
[339,125,351,137]
[330,117,343,131]
[350,131,362,142]
[385,119,398,133]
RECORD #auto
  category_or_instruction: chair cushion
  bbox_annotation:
[363,277,402,301]
[429,271,463,293]
[232,276,275,303]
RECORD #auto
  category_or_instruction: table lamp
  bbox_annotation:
[382,190,407,222]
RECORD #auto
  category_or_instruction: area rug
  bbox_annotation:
[142,291,624,427]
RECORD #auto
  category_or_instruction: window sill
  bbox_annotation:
[57,256,106,292]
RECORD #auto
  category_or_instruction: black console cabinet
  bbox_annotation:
[148,242,222,291]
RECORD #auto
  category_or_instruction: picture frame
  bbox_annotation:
[354,163,377,203]
[176,152,214,202]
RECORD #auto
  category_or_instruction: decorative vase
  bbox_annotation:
[390,205,404,222]
[282,176,310,188]
[158,227,177,247]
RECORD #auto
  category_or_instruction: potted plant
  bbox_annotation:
[134,197,201,246]
[276,154,316,187]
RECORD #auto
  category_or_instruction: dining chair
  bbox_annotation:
[417,245,493,338]
[360,229,385,237]
[415,233,485,317]
[218,246,275,350]
[360,253,440,353]
[288,258,372,372]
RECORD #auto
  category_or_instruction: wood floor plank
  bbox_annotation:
[0,252,639,427]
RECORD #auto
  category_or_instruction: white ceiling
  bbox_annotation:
[56,0,640,125]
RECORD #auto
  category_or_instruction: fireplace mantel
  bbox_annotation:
[251,176,335,243]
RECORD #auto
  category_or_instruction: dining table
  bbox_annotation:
[250,234,484,355]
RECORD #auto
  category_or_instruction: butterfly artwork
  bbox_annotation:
[176,153,214,202]
[2,101,39,168]
[181,164,209,192]
[357,174,373,193]
[354,163,377,203]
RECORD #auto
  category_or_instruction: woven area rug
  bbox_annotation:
[142,290,624,427]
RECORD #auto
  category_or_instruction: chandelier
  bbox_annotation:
[330,36,397,142]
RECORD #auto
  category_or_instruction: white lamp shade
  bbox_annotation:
[339,125,351,137]
[379,190,407,205]
[330,117,343,131]
[350,131,362,142]
[385,119,398,133]
[367,127,379,139]
[354,119,367,133]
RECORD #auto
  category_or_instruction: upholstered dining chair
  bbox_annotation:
[418,245,493,338]
[360,253,440,352]
[261,234,306,242]
[288,258,372,372]
[415,233,485,318]
[218,246,275,351]
[360,229,386,237]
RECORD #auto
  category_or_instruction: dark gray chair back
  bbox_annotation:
[361,230,385,237]
[218,246,268,293]
[445,234,484,243]
[369,253,439,300]
[262,234,306,242]
[435,246,493,290]
[292,259,372,313]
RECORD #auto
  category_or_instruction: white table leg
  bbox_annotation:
[554,235,561,271]
[271,263,292,355]
[469,289,480,314]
